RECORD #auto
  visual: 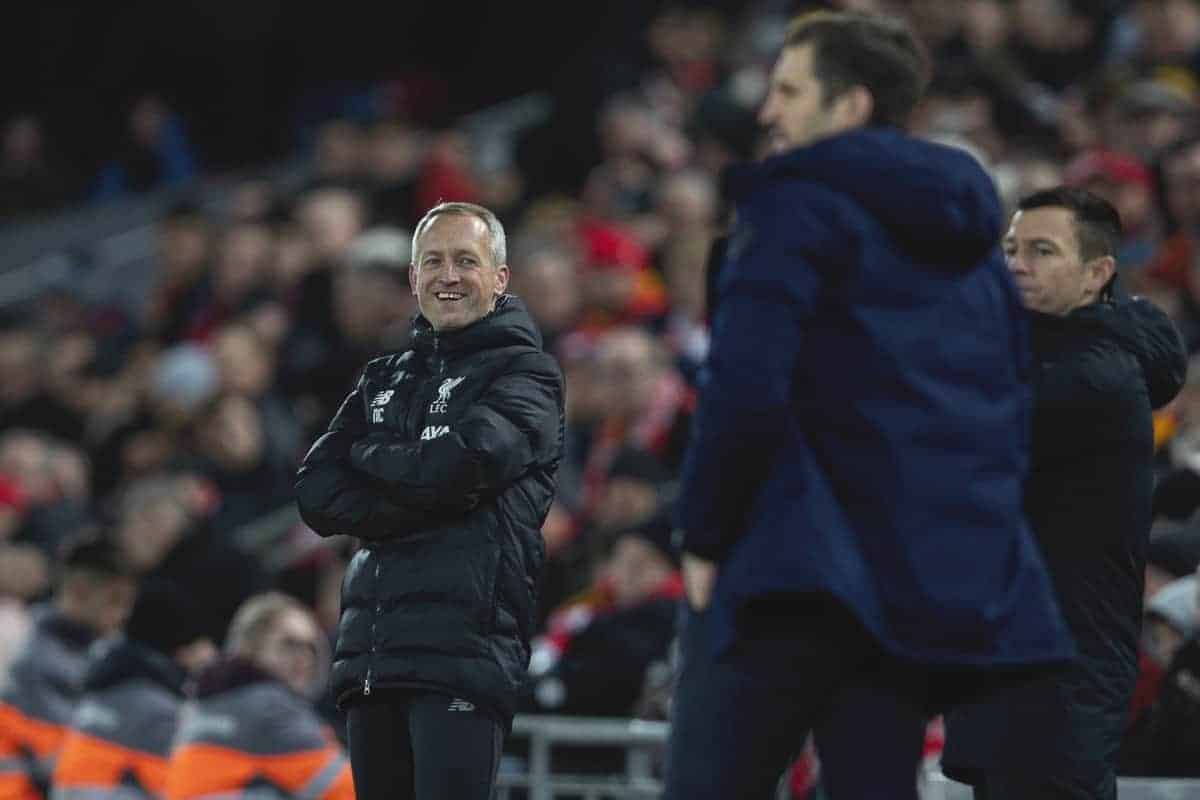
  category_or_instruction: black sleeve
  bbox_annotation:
[348,352,564,509]
[294,380,459,540]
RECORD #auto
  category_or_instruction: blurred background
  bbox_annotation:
[8,0,1200,796]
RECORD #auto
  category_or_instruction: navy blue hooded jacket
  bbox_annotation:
[677,127,1074,668]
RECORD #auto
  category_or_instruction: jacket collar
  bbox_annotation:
[410,294,542,364]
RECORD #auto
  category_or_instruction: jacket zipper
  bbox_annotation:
[365,556,382,696]
[368,332,441,698]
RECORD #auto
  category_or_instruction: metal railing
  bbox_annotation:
[496,715,668,800]
[924,772,1200,800]
[497,716,1200,800]
[0,161,308,311]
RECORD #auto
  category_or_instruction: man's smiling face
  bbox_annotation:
[410,213,509,332]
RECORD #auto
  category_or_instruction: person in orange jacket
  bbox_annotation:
[50,577,217,800]
[0,536,136,800]
[164,593,352,800]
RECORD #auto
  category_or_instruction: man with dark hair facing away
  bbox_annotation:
[666,12,1077,799]
[943,189,1187,798]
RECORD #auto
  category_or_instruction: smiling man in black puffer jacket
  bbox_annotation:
[294,201,565,800]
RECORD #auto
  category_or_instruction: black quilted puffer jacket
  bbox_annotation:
[294,295,564,723]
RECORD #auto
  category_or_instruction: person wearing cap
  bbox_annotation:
[0,536,137,800]
[294,201,564,800]
[49,578,217,800]
[164,593,352,800]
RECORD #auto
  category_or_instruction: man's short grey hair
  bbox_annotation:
[412,202,507,268]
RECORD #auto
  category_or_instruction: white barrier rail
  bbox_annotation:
[924,772,1200,799]
[497,716,667,800]
[499,716,1200,800]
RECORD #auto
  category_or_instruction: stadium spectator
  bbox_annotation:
[142,201,213,346]
[1063,149,1159,272]
[507,237,584,356]
[211,322,304,466]
[526,513,681,717]
[92,96,197,200]
[112,474,271,646]
[186,393,296,533]
[0,537,136,800]
[164,593,351,800]
[1123,574,1200,777]
[0,115,72,220]
[49,577,216,800]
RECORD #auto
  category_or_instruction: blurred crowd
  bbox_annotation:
[10,0,1200,796]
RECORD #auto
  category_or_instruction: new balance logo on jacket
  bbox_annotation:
[420,425,450,441]
[447,699,475,712]
[371,390,395,424]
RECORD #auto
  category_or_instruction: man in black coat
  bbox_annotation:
[943,187,1188,799]
[294,201,565,800]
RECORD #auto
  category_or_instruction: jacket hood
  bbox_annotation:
[1105,294,1187,409]
[83,636,189,696]
[728,127,1004,269]
[1051,290,1187,410]
[33,604,98,649]
[411,294,543,359]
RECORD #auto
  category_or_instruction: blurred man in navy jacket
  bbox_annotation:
[665,11,1075,800]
